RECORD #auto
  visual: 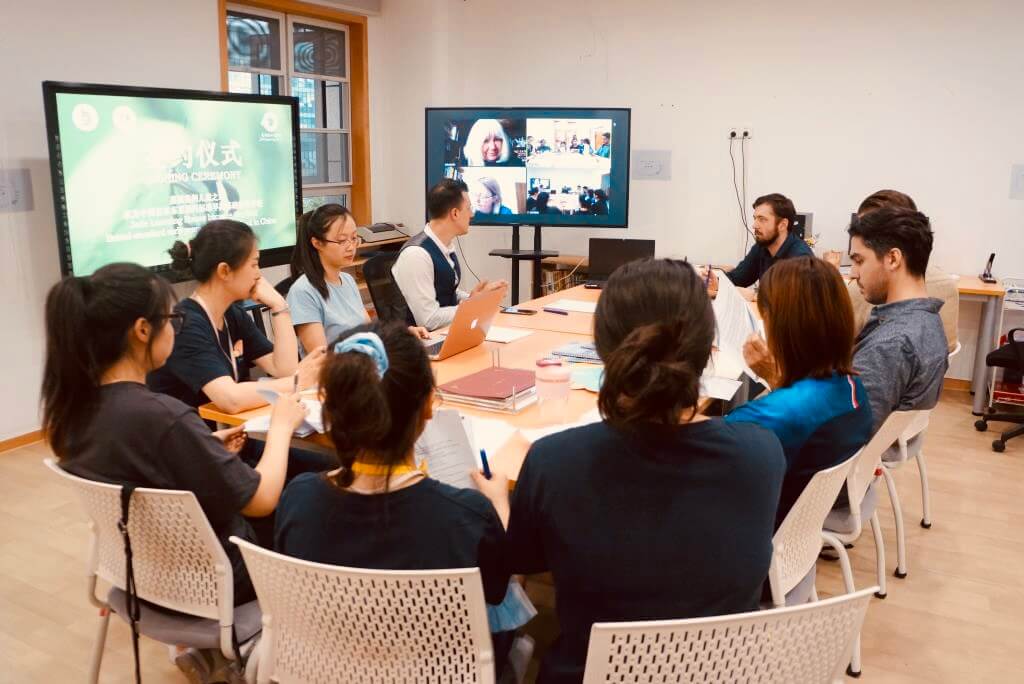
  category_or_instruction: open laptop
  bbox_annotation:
[584,238,656,289]
[422,287,504,361]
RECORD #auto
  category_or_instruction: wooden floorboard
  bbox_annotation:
[2,390,1021,682]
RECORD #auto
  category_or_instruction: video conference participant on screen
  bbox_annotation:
[595,132,611,158]
[391,179,508,331]
[726,193,813,293]
[463,119,522,167]
[469,176,513,217]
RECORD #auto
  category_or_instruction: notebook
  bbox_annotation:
[437,367,536,401]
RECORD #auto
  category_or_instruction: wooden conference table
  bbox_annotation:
[200,285,741,484]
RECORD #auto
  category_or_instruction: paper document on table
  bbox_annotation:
[463,415,519,460]
[519,408,603,444]
[549,299,598,314]
[414,409,478,490]
[485,326,534,343]
[243,396,324,438]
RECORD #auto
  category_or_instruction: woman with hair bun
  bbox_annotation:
[475,258,786,684]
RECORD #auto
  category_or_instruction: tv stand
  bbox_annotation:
[489,224,558,305]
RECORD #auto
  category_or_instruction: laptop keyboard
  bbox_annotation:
[423,339,444,356]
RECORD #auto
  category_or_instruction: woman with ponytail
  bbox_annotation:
[274,322,526,677]
[475,258,786,684]
[148,219,326,415]
[41,264,307,675]
[287,204,428,354]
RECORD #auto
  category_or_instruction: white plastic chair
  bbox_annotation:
[768,450,860,607]
[44,458,260,683]
[581,587,878,684]
[233,536,499,684]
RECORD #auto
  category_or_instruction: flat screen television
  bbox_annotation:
[425,107,630,228]
[43,81,302,279]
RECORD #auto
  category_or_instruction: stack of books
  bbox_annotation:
[437,367,537,413]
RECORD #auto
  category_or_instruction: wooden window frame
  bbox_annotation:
[218,0,372,224]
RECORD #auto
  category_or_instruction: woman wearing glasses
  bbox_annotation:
[41,264,306,615]
[468,176,513,217]
[288,204,429,354]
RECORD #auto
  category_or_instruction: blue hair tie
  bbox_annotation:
[334,332,389,378]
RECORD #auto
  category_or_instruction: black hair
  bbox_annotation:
[536,191,551,211]
[857,189,918,215]
[426,179,469,221]
[320,322,435,489]
[595,258,714,429]
[41,263,176,460]
[528,188,539,196]
[290,204,355,299]
[753,193,797,231]
[168,219,257,282]
[848,207,933,277]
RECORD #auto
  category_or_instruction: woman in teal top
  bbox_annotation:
[287,204,428,352]
[725,256,873,528]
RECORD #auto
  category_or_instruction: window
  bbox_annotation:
[225,5,352,209]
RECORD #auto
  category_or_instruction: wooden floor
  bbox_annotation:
[2,390,1022,682]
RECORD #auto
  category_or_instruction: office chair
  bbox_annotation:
[363,252,413,324]
[275,274,297,298]
[974,328,1024,452]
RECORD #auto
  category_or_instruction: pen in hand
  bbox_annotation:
[479,449,492,479]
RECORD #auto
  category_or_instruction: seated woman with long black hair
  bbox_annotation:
[474,258,787,684]
[41,263,307,677]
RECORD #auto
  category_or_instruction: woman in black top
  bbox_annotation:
[40,264,307,672]
[148,219,325,414]
[274,322,522,675]
[475,259,787,684]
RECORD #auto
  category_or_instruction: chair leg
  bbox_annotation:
[869,512,889,598]
[89,608,111,684]
[915,451,932,529]
[880,468,908,578]
[822,533,856,594]
[810,583,818,602]
[846,635,863,678]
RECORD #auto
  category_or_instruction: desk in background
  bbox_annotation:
[957,277,1006,415]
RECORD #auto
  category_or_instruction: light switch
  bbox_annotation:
[0,168,34,213]
[631,150,672,181]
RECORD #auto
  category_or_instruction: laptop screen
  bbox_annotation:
[588,238,656,279]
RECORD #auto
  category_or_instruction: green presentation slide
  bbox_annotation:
[55,92,297,275]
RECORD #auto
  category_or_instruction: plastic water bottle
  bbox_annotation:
[536,358,571,422]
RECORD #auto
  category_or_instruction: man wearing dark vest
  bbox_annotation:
[391,179,508,330]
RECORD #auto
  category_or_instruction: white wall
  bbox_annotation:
[368,0,1024,379]
[0,0,222,440]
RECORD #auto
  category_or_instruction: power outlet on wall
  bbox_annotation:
[727,127,753,141]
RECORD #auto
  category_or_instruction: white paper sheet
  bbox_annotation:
[413,409,479,490]
[700,376,743,401]
[463,416,519,460]
[485,326,534,344]
[548,298,598,314]
[245,388,324,437]
[711,271,765,384]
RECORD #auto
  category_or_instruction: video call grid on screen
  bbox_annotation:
[425,107,631,228]
[43,81,303,279]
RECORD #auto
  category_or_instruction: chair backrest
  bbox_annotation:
[233,537,495,684]
[44,458,232,621]
[847,411,923,513]
[582,587,876,684]
[276,274,297,298]
[769,450,860,603]
[362,251,412,323]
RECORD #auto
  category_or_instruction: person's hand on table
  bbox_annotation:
[296,346,327,389]
[742,333,778,387]
[270,390,308,432]
[407,326,431,340]
[212,425,247,454]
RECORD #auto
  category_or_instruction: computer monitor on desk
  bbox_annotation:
[791,212,813,240]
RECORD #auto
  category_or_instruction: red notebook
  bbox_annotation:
[437,367,536,401]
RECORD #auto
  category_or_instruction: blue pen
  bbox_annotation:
[543,307,569,316]
[479,448,492,479]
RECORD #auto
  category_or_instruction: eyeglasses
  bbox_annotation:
[159,312,186,334]
[321,235,364,249]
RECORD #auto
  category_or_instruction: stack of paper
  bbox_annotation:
[711,270,765,384]
[413,409,480,490]
[485,326,534,344]
[551,341,601,363]
[244,392,324,437]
